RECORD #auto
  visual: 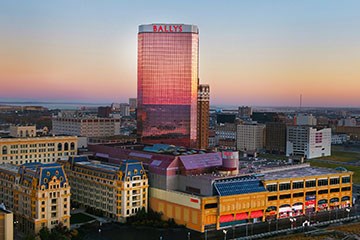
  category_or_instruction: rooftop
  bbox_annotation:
[263,166,345,181]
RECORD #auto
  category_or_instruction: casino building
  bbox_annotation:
[61,156,148,222]
[0,163,70,235]
[88,143,353,233]
[137,23,199,148]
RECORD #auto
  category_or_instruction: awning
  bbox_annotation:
[235,212,248,221]
[220,214,234,223]
[292,205,303,211]
[279,207,292,212]
[250,210,263,219]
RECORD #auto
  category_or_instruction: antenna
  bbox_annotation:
[299,94,302,111]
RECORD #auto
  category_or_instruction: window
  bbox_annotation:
[57,143,62,151]
[280,194,291,199]
[2,146,7,155]
[266,184,277,192]
[279,183,291,191]
[342,187,351,192]
[204,203,218,209]
[306,191,316,196]
[70,142,75,150]
[292,181,304,189]
[305,180,316,188]
[64,142,69,151]
[342,176,351,184]
[318,179,328,186]
[318,189,328,195]
[293,192,304,198]
[268,196,277,201]
[330,178,340,185]
[330,188,340,193]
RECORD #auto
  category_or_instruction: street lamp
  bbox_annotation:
[346,207,351,218]
[222,229,228,240]
[268,220,271,232]
[289,217,296,229]
[187,232,191,240]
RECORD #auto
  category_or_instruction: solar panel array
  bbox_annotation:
[214,177,266,196]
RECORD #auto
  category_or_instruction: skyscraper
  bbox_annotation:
[137,24,199,147]
[197,84,210,149]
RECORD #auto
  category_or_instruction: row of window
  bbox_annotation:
[268,187,351,201]
[267,177,350,192]
[1,142,76,155]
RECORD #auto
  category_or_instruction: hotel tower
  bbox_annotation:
[137,24,199,147]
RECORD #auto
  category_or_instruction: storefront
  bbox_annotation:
[292,202,303,216]
[305,195,316,214]
[250,210,263,223]
[265,206,277,221]
[279,204,292,218]
[329,197,340,209]
[341,196,351,208]
[317,199,328,211]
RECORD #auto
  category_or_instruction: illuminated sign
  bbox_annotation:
[153,25,183,33]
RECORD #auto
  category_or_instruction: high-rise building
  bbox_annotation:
[197,84,210,149]
[137,24,199,147]
[286,126,331,159]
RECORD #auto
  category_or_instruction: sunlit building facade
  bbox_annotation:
[137,24,199,147]
[0,163,70,235]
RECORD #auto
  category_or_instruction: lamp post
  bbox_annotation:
[346,207,351,219]
[289,217,296,229]
[222,229,228,240]
[187,232,191,240]
[268,220,271,232]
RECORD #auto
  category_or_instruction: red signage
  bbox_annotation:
[153,25,183,33]
[190,198,199,203]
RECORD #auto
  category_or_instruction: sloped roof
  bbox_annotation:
[179,152,222,170]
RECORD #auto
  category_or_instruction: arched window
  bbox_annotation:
[25,130,29,137]
[2,146,7,155]
[58,143,62,151]
[64,143,69,151]
[70,142,75,150]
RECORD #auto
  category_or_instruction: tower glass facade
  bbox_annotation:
[137,24,199,147]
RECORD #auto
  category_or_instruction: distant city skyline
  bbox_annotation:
[1,0,360,107]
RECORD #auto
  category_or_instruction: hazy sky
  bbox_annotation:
[1,0,360,107]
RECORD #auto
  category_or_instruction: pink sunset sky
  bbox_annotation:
[1,0,360,107]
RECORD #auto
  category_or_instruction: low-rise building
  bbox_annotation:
[265,122,286,154]
[9,125,36,138]
[236,123,265,152]
[295,114,317,126]
[332,134,350,145]
[0,163,70,235]
[215,123,237,150]
[62,156,148,221]
[87,143,352,233]
[0,136,78,165]
[52,112,120,137]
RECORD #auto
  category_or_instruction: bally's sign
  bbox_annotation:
[139,24,199,34]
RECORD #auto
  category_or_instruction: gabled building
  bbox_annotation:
[0,163,70,235]
[62,156,148,222]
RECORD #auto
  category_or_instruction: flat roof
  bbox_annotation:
[263,166,345,181]
[139,24,198,34]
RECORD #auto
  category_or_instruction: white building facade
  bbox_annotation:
[286,126,331,159]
